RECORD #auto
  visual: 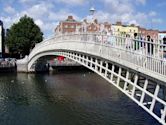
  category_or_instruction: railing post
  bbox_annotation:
[105,62,108,77]
[117,68,122,86]
[140,79,148,104]
[95,59,98,71]
[131,75,138,97]
[161,105,166,122]
[124,71,129,90]
[90,57,93,68]
[150,84,160,112]
[100,61,103,73]
[110,65,115,81]
[86,56,89,65]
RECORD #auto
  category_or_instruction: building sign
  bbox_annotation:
[0,25,2,54]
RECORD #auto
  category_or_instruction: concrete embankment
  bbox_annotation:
[0,59,17,73]
[0,66,16,72]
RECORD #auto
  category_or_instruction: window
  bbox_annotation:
[65,25,68,28]
[71,25,74,28]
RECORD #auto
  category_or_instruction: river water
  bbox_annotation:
[0,71,160,125]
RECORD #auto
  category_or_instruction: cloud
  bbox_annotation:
[48,10,80,21]
[95,11,111,22]
[98,0,162,29]
[102,0,134,14]
[1,1,81,38]
[4,6,16,14]
[19,0,36,4]
[35,19,44,27]
[57,0,86,5]
[35,19,58,34]
[157,2,166,7]
[149,11,157,17]
[152,18,163,24]
[136,0,146,5]
[21,2,53,19]
[0,0,164,38]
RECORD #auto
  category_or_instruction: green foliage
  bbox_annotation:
[6,15,43,58]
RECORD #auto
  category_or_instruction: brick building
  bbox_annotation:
[138,27,159,41]
[55,16,81,34]
[55,15,112,34]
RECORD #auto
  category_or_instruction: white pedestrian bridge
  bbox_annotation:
[17,33,166,125]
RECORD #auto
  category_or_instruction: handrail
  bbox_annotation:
[28,32,166,78]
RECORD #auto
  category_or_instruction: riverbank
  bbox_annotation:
[0,58,16,73]
[0,67,16,73]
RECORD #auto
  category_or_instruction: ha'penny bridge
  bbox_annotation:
[17,33,166,125]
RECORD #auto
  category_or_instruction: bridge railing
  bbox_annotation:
[30,32,166,77]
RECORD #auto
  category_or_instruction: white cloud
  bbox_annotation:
[48,10,80,21]
[4,6,16,14]
[57,0,86,5]
[99,0,161,28]
[21,2,53,19]
[20,0,36,4]
[136,0,146,5]
[152,18,163,24]
[0,0,163,38]
[95,11,110,22]
[149,11,157,17]
[103,0,134,14]
[157,2,166,7]
[1,1,81,37]
[35,19,58,36]
[35,19,44,27]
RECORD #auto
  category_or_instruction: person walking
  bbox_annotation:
[125,34,132,51]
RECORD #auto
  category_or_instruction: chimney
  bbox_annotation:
[116,21,122,26]
[67,16,73,20]
[130,24,135,27]
[94,19,98,24]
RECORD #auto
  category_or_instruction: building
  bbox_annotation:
[55,16,82,34]
[138,27,159,42]
[112,22,138,37]
[0,20,5,58]
[158,31,166,42]
[55,7,111,34]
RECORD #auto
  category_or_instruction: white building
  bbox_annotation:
[158,31,166,41]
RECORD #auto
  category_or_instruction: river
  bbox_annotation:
[0,71,160,125]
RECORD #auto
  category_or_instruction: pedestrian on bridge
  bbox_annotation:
[125,34,133,51]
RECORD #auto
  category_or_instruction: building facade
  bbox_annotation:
[55,16,112,34]
[158,31,166,41]
[138,27,159,42]
[55,16,82,34]
[111,22,138,38]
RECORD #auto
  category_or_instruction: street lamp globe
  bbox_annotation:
[90,7,95,16]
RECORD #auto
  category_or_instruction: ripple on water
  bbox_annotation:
[0,72,161,125]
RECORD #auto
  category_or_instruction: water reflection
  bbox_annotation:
[0,72,160,125]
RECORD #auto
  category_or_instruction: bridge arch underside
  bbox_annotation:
[28,50,166,125]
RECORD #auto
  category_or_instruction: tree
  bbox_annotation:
[6,15,43,58]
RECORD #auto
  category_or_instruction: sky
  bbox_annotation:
[0,0,166,38]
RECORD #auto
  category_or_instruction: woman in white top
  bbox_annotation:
[125,34,132,50]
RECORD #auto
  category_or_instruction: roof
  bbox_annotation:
[159,31,166,33]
